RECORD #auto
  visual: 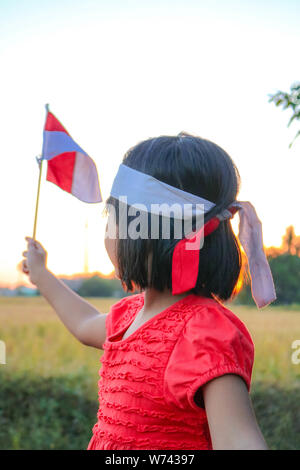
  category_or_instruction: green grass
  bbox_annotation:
[1,297,300,450]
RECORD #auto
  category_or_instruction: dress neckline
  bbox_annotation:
[107,292,201,345]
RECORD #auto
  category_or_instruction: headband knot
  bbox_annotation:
[216,207,236,222]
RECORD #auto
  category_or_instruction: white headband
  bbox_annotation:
[110,163,215,219]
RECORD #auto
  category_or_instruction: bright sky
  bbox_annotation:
[1,0,299,288]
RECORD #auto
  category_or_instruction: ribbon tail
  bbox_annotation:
[236,201,277,308]
[171,217,220,295]
[171,228,202,295]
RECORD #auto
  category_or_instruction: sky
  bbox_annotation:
[0,0,299,288]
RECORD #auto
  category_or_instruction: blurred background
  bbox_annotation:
[0,0,299,450]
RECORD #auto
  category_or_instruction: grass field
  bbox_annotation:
[0,296,300,450]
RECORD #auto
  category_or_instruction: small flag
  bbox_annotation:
[40,108,102,203]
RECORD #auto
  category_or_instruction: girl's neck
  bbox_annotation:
[141,287,190,317]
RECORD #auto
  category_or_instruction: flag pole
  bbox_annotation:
[32,104,49,240]
[32,159,44,240]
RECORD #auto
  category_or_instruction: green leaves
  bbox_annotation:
[269,81,300,148]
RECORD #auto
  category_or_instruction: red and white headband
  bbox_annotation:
[110,164,277,308]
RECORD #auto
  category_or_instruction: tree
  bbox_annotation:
[268,254,300,305]
[282,225,296,254]
[281,225,300,256]
[295,237,300,257]
[265,246,283,258]
[235,225,300,306]
[235,254,300,306]
[77,275,125,298]
[269,81,300,148]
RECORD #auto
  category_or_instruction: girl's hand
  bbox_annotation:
[21,237,48,285]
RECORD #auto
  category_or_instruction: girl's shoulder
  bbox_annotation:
[105,293,144,338]
[168,294,255,385]
[164,297,255,409]
[184,294,254,349]
[105,293,254,358]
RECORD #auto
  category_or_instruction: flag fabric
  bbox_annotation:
[39,109,102,203]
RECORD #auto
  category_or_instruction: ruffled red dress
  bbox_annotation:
[87,292,254,450]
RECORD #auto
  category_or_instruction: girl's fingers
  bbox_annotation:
[22,259,29,273]
[25,237,36,246]
[25,236,46,255]
[25,238,38,250]
[25,237,43,250]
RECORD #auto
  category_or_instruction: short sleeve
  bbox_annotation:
[105,297,127,338]
[105,293,143,338]
[163,304,254,411]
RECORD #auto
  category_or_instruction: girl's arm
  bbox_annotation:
[36,268,108,349]
[22,237,107,349]
[202,374,268,450]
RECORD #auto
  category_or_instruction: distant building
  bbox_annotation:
[0,274,116,297]
[16,286,39,296]
[0,287,15,297]
[59,278,84,291]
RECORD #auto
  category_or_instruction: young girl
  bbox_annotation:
[22,133,275,450]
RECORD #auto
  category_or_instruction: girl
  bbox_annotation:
[22,133,275,450]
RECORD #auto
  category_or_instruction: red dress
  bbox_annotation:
[87,292,254,450]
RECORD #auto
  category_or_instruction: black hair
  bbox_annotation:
[104,132,242,302]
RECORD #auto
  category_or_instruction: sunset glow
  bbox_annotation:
[1,0,299,289]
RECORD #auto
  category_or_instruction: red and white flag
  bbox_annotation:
[38,109,102,203]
